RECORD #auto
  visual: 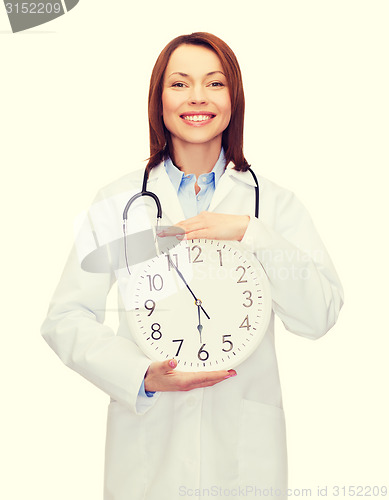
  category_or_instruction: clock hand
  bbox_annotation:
[196,300,203,343]
[167,254,210,320]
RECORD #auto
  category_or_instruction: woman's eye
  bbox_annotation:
[208,82,224,87]
[172,82,186,88]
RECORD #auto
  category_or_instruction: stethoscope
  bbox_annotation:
[122,165,259,274]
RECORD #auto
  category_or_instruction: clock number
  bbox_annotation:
[222,335,233,352]
[151,323,162,340]
[236,266,248,283]
[172,339,184,356]
[147,274,164,291]
[242,290,253,307]
[198,344,209,361]
[187,245,203,264]
[217,249,223,267]
[166,253,178,271]
[239,315,251,331]
[144,299,156,316]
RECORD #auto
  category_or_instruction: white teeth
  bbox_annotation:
[182,115,213,122]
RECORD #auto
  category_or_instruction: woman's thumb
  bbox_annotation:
[165,358,177,371]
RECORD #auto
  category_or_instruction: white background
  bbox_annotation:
[1,1,388,498]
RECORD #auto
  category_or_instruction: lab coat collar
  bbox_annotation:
[227,163,258,187]
[208,162,257,212]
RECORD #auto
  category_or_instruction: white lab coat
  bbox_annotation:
[41,161,344,500]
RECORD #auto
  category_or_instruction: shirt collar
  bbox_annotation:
[164,148,227,193]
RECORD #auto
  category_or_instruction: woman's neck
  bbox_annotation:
[171,139,222,178]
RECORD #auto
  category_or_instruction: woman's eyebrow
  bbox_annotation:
[167,71,226,78]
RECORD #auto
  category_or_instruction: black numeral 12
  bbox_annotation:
[187,245,203,263]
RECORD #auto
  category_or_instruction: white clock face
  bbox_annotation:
[129,239,271,371]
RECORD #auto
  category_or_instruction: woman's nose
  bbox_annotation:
[189,86,207,105]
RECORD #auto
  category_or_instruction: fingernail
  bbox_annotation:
[176,234,184,240]
[169,360,176,368]
[227,370,237,377]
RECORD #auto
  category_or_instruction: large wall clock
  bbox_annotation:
[128,239,271,371]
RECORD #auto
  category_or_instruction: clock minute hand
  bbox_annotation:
[196,301,203,343]
[167,255,210,320]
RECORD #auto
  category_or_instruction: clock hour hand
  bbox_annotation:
[167,254,210,320]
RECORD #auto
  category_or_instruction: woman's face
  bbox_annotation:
[162,44,231,151]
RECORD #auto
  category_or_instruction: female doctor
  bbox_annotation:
[41,32,344,500]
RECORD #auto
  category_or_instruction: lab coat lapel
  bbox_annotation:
[208,162,236,213]
[209,163,259,214]
[148,163,186,225]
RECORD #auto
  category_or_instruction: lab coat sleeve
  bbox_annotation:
[41,243,160,415]
[240,190,344,339]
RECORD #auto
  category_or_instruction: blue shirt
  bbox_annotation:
[139,148,227,397]
[164,148,226,219]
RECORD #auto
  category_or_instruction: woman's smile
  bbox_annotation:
[180,112,216,125]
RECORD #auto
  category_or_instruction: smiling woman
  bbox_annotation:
[147,32,248,177]
[161,44,232,170]
[41,32,344,500]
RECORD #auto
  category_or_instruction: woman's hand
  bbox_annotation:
[144,359,237,393]
[158,212,250,241]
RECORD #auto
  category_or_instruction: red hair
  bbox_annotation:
[146,32,250,172]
